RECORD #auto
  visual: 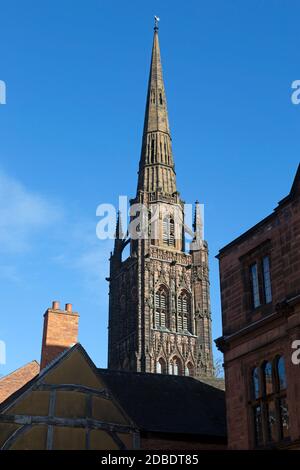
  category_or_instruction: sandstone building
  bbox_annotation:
[216,165,300,449]
[108,22,214,379]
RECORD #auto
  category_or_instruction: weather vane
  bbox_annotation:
[154,15,160,31]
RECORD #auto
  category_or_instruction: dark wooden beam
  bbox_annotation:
[0,414,137,434]
[33,383,111,399]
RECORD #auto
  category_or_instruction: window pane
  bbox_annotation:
[157,361,161,374]
[267,400,277,442]
[279,398,289,439]
[263,256,272,303]
[253,406,263,446]
[252,367,260,399]
[251,263,261,308]
[264,362,273,395]
[277,356,287,390]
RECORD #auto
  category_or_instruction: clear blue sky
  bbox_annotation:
[0,0,299,376]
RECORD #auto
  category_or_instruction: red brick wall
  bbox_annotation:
[0,361,39,404]
[218,174,300,449]
[219,190,300,336]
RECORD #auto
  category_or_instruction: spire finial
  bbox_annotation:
[115,210,124,240]
[193,201,203,242]
[154,15,160,32]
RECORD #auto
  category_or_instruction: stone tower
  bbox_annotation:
[108,23,214,378]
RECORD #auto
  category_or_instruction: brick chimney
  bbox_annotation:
[40,301,79,370]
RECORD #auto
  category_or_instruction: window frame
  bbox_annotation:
[162,215,175,247]
[156,357,166,374]
[177,290,191,333]
[169,356,182,376]
[239,240,273,316]
[262,255,272,304]
[154,286,169,330]
[249,355,289,448]
[250,262,261,309]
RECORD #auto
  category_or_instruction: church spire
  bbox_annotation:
[115,210,124,240]
[137,20,177,195]
[108,21,214,378]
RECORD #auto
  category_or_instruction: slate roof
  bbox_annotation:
[98,368,227,439]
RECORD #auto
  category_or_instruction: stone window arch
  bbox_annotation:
[169,356,182,376]
[185,362,194,377]
[156,357,166,374]
[155,286,168,329]
[177,290,191,333]
[162,215,175,247]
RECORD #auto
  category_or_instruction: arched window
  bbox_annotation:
[185,363,194,377]
[276,356,289,440]
[155,287,168,329]
[263,361,276,442]
[252,367,260,399]
[276,356,287,391]
[177,291,191,333]
[250,356,289,447]
[156,358,166,374]
[263,361,273,395]
[163,216,175,247]
[169,357,182,376]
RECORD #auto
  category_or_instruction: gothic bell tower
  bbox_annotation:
[107,22,214,378]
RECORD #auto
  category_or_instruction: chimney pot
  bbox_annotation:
[52,300,60,310]
[65,303,72,312]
